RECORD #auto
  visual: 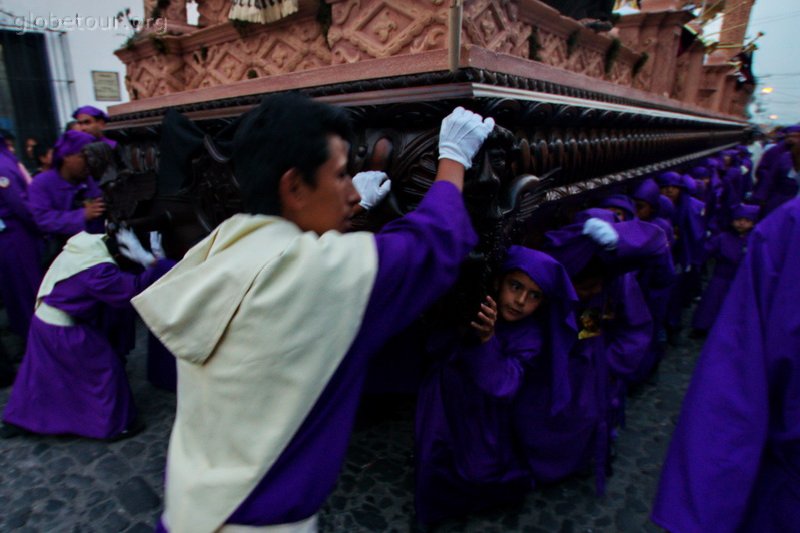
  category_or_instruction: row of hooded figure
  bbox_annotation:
[0,125,178,439]
[406,137,789,526]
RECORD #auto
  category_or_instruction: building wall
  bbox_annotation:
[1,0,157,128]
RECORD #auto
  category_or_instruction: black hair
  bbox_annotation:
[232,92,354,215]
[33,143,50,161]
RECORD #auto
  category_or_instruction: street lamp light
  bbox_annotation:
[761,87,774,94]
[769,114,779,120]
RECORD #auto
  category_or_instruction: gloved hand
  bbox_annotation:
[150,231,165,259]
[582,217,619,250]
[352,171,391,210]
[116,228,156,267]
[438,107,495,169]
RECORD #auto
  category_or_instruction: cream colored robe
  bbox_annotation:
[132,214,378,533]
[35,232,117,325]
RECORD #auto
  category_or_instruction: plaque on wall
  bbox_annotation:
[91,71,121,102]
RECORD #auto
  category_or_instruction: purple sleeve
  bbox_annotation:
[604,273,653,379]
[458,329,541,400]
[358,181,478,351]
[0,173,37,231]
[82,259,175,307]
[28,181,86,236]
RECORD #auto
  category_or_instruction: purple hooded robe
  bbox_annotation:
[28,131,105,240]
[3,254,174,439]
[658,172,706,329]
[652,197,800,533]
[414,246,577,525]
[690,204,758,332]
[0,137,43,338]
[531,209,661,493]
[753,148,799,215]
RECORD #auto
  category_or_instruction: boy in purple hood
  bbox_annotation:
[415,246,577,525]
[689,203,758,337]
[530,209,669,493]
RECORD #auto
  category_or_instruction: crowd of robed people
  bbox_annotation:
[0,95,798,532]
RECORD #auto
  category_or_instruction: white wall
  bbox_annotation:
[1,0,149,127]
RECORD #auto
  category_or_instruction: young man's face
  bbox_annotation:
[498,270,544,322]
[293,134,361,234]
[732,217,755,234]
[75,113,105,138]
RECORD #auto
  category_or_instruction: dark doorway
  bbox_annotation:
[0,30,60,160]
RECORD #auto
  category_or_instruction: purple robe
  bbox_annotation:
[754,149,798,215]
[27,168,104,238]
[516,273,651,494]
[0,150,43,338]
[529,213,659,493]
[3,259,173,438]
[415,322,537,525]
[652,197,800,532]
[751,141,791,205]
[658,173,706,329]
[415,246,577,524]
[147,333,177,392]
[148,181,476,529]
[690,231,748,331]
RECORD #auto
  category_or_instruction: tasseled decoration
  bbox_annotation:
[228,0,299,24]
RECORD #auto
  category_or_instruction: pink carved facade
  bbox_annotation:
[115,0,754,118]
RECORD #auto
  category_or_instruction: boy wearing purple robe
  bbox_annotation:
[415,246,577,525]
[27,130,106,241]
[72,105,117,149]
[690,203,758,337]
[629,181,678,381]
[2,229,173,439]
[652,197,800,532]
[658,171,706,338]
[133,96,493,532]
[529,210,666,493]
[0,132,44,340]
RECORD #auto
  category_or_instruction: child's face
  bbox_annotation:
[602,206,628,221]
[732,217,755,234]
[498,270,544,322]
[634,199,654,221]
[661,185,681,204]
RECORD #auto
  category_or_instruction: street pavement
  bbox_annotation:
[0,313,700,532]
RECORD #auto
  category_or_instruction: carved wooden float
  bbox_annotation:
[100,0,752,324]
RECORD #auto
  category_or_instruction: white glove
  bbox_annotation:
[438,106,495,169]
[116,228,156,267]
[582,217,619,250]
[352,171,391,210]
[150,231,165,259]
